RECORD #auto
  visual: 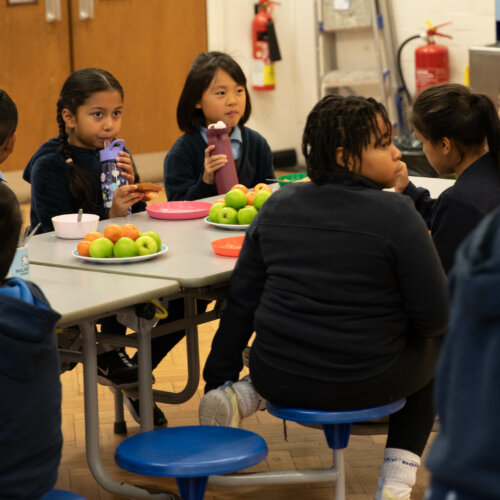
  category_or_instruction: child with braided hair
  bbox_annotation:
[23,68,171,427]
[24,67,144,233]
[200,95,449,500]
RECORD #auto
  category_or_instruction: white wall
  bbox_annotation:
[206,0,495,164]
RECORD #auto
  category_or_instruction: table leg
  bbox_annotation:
[80,320,177,499]
[137,317,154,432]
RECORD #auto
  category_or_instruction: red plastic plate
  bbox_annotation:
[146,201,212,220]
[211,235,245,257]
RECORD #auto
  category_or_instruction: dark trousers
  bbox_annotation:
[251,335,441,456]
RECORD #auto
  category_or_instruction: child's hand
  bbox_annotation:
[109,185,144,218]
[394,161,410,193]
[202,145,227,184]
[116,151,135,184]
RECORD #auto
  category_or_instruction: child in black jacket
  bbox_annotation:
[200,95,449,500]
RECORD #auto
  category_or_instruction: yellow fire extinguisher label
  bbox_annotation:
[263,64,276,85]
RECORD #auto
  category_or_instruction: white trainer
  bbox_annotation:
[199,375,266,427]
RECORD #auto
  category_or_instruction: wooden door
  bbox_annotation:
[0,1,71,172]
[70,0,207,154]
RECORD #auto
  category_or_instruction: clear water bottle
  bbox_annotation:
[99,139,126,209]
[206,122,238,195]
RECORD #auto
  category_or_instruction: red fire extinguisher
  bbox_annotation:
[252,0,282,91]
[415,21,452,95]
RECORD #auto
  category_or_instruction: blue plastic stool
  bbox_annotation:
[266,399,406,499]
[115,425,268,500]
[41,490,86,499]
[209,399,406,500]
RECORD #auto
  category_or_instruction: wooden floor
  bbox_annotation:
[53,317,435,500]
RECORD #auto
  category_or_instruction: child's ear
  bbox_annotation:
[195,101,202,109]
[441,137,452,155]
[61,108,76,127]
[4,132,16,155]
[336,147,345,166]
[336,147,355,171]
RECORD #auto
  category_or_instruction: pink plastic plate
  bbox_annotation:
[146,201,212,220]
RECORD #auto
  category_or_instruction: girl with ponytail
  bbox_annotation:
[395,83,500,273]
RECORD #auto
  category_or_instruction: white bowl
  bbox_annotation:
[52,213,100,239]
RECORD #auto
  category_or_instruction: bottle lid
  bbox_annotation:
[206,121,229,137]
[99,139,125,162]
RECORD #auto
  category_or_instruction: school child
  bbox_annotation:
[394,83,500,273]
[424,206,500,500]
[164,51,275,201]
[23,68,169,427]
[199,95,449,500]
[0,91,62,497]
[0,89,17,171]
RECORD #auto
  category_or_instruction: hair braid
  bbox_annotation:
[302,95,391,184]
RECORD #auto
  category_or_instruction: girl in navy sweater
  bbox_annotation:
[24,68,168,427]
[164,51,274,200]
[394,83,500,273]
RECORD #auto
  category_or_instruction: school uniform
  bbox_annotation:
[0,278,62,498]
[203,173,449,453]
[402,152,500,273]
[164,126,274,201]
[23,138,145,234]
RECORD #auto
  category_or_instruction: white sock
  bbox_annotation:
[377,447,420,498]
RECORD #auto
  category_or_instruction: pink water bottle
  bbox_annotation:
[206,121,238,195]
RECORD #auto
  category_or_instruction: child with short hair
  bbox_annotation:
[395,83,500,273]
[0,90,62,498]
[164,51,275,200]
[200,95,449,500]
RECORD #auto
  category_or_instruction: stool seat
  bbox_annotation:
[266,399,406,425]
[41,489,86,499]
[115,425,268,499]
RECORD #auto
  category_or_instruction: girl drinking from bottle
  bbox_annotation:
[164,51,275,200]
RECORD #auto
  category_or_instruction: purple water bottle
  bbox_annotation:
[206,121,238,195]
[99,139,126,209]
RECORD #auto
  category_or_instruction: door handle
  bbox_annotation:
[45,0,61,22]
[78,0,94,20]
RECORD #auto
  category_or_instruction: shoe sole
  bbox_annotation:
[123,397,167,429]
[199,388,240,427]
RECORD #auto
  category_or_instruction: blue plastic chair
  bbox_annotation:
[41,490,86,499]
[209,399,406,500]
[115,425,268,500]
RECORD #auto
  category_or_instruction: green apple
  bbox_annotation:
[237,205,258,225]
[141,231,162,251]
[135,235,158,255]
[89,237,114,258]
[209,202,226,222]
[224,189,247,210]
[217,206,238,224]
[113,237,139,258]
[254,190,272,210]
